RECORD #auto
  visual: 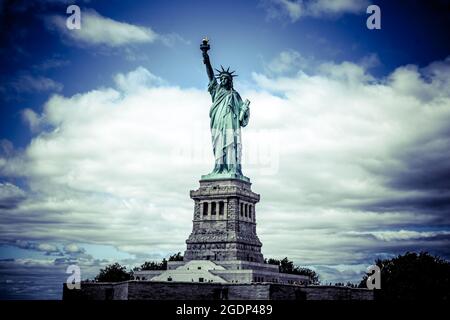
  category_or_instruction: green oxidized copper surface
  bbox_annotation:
[201,171,250,182]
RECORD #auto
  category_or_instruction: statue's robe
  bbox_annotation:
[208,79,250,175]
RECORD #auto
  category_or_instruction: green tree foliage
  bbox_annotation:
[95,263,132,282]
[168,252,184,261]
[136,259,167,271]
[133,252,184,272]
[359,252,450,300]
[265,258,280,265]
[265,257,320,284]
[294,267,320,285]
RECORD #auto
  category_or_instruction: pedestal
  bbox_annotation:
[184,178,264,263]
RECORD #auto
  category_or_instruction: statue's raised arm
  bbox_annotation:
[200,37,214,82]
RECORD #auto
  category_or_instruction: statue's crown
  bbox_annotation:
[215,65,238,79]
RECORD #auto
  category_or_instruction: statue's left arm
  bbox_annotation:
[239,99,250,127]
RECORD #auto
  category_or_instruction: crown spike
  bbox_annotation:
[213,65,238,80]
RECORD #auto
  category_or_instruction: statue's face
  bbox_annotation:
[220,75,232,89]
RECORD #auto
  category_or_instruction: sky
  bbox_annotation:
[0,0,449,299]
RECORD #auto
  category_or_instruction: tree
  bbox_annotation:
[265,258,280,265]
[136,259,167,271]
[169,252,184,261]
[295,267,320,285]
[359,252,450,300]
[133,253,183,272]
[346,282,356,288]
[266,257,320,284]
[95,263,132,282]
[280,257,295,274]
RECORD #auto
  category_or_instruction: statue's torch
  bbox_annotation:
[200,37,214,80]
[200,37,210,54]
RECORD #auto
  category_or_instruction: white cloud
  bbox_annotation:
[308,0,368,16]
[262,0,369,22]
[63,243,84,254]
[265,49,307,74]
[0,183,26,209]
[47,9,159,47]
[0,140,14,157]
[114,67,165,92]
[280,0,303,21]
[347,230,450,241]
[36,243,59,253]
[11,74,63,93]
[22,108,43,133]
[1,55,450,283]
[13,240,61,255]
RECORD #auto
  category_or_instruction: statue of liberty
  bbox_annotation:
[200,38,250,181]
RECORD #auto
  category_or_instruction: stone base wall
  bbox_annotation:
[63,281,374,300]
[62,282,129,300]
